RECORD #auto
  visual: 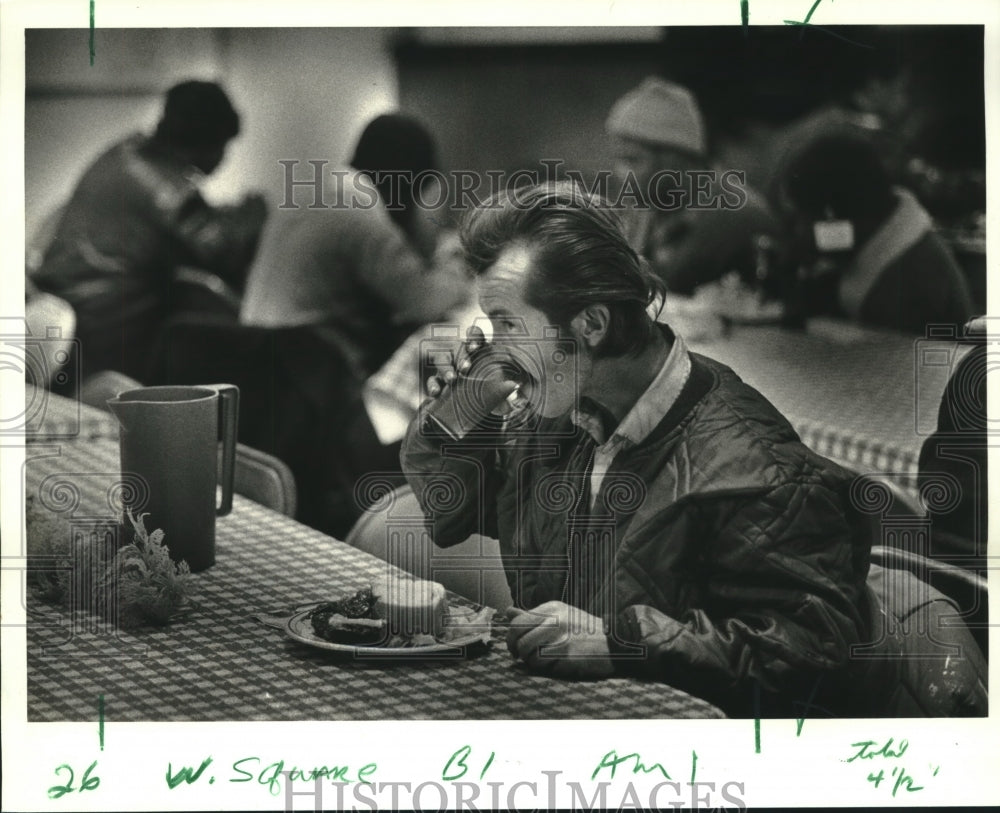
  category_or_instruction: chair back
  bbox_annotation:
[146,315,396,537]
[849,470,987,655]
[223,443,297,517]
[866,561,987,716]
[871,544,988,658]
[345,484,513,611]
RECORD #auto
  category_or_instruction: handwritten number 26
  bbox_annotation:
[48,761,100,799]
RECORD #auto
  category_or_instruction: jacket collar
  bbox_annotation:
[571,326,692,450]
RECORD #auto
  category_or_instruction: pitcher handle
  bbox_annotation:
[205,384,239,516]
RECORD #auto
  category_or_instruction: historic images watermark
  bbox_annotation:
[277,159,749,213]
[282,772,748,811]
[1,315,80,437]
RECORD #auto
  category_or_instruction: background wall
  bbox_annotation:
[209,28,397,204]
[26,29,222,239]
[25,25,984,308]
[25,28,398,240]
[395,36,666,213]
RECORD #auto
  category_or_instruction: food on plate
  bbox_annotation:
[305,578,494,649]
[309,587,387,645]
[372,574,448,639]
[307,577,447,646]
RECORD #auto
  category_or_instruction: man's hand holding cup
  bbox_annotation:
[422,325,521,440]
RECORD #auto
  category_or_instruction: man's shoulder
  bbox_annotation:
[332,169,390,215]
[74,134,145,184]
[257,171,395,251]
[673,354,845,490]
[118,136,202,214]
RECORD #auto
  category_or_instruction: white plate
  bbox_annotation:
[284,605,492,656]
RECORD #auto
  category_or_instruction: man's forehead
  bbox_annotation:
[477,244,535,306]
[488,243,534,277]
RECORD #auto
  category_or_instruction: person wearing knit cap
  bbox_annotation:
[32,79,267,381]
[606,77,707,158]
[241,113,470,381]
[606,77,777,296]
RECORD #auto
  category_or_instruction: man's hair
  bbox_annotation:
[154,80,240,149]
[460,182,665,357]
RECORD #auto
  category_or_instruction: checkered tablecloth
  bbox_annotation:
[686,320,972,490]
[22,405,724,722]
[24,383,120,440]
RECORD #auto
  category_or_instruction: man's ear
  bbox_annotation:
[570,305,610,350]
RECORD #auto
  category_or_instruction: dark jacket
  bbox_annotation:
[797,189,974,335]
[403,351,895,717]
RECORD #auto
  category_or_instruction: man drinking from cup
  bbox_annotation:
[402,182,899,718]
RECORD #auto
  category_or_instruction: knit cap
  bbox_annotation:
[606,77,706,156]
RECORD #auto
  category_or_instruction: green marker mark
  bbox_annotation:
[166,757,214,789]
[782,0,873,49]
[793,0,824,27]
[89,1,96,66]
[479,751,495,780]
[753,683,761,753]
[98,694,104,750]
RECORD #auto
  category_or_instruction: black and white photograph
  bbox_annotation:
[2,0,996,810]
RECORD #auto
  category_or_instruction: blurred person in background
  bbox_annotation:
[241,113,469,382]
[606,77,777,296]
[23,276,76,390]
[772,130,974,334]
[31,80,267,382]
[918,316,988,571]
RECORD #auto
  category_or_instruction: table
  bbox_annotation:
[684,319,972,491]
[20,391,725,721]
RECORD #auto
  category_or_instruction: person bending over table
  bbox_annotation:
[402,182,905,718]
[32,80,267,381]
[241,114,469,382]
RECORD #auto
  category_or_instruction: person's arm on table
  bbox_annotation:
[506,603,614,678]
[617,482,868,714]
[508,480,869,714]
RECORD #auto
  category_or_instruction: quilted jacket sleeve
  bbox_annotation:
[613,480,871,717]
[400,413,502,547]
